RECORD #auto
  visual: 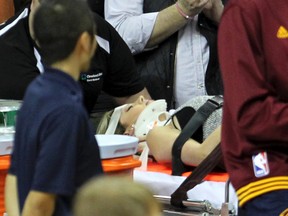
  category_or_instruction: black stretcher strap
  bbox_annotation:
[173,106,203,143]
[170,144,223,208]
[171,95,223,176]
[169,95,224,208]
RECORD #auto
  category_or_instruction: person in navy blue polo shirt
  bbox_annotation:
[5,0,103,215]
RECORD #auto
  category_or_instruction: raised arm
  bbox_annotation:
[148,0,224,48]
[105,0,219,53]
[146,0,207,49]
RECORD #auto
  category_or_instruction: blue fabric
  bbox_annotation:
[10,67,103,216]
[238,190,288,216]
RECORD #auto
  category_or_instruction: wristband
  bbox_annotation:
[175,2,194,20]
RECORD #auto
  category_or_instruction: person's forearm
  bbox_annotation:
[5,174,20,216]
[114,88,151,105]
[146,4,189,48]
[105,0,208,51]
[147,0,213,48]
[22,207,53,216]
[22,191,56,216]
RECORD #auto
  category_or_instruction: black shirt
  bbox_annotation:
[0,7,144,113]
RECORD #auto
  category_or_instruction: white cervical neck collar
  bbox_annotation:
[134,100,170,137]
[105,100,170,136]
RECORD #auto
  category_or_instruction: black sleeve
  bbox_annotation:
[87,0,104,17]
[94,14,145,97]
[13,0,31,14]
[80,13,146,113]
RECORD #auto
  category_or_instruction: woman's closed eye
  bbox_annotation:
[126,105,133,112]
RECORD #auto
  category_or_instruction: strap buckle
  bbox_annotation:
[208,95,223,108]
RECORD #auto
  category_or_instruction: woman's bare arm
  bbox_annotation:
[146,124,221,166]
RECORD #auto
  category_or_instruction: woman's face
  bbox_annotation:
[120,96,154,128]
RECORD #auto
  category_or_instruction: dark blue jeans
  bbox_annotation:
[238,190,288,216]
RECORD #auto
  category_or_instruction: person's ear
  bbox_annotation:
[76,32,97,68]
[78,32,94,54]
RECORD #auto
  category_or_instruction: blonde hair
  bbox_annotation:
[96,110,126,135]
[73,176,162,216]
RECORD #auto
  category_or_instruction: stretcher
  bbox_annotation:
[132,96,237,215]
[155,175,236,216]
[1,97,237,215]
[133,161,238,216]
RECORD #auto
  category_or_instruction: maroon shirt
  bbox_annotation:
[218,0,288,207]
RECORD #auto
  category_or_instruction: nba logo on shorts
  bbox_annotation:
[252,152,270,178]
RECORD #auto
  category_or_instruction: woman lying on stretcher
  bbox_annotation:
[96,95,222,168]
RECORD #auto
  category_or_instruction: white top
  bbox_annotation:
[105,0,209,108]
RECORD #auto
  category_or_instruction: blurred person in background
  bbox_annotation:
[0,0,151,128]
[105,0,227,109]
